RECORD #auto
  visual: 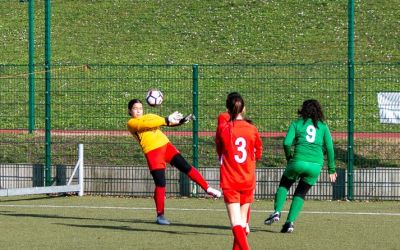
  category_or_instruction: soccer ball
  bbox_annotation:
[146,89,163,107]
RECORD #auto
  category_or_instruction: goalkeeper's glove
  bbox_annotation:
[165,111,183,126]
[179,114,195,124]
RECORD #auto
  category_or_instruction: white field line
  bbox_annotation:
[0,204,399,216]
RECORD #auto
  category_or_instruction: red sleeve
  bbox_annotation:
[217,112,229,132]
[254,129,263,161]
[215,129,222,159]
[216,112,229,159]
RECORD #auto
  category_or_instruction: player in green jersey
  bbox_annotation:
[264,99,337,233]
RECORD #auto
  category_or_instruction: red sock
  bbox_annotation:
[154,186,165,216]
[232,225,249,250]
[187,167,208,191]
[232,239,241,250]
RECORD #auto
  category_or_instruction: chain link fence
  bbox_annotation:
[1,63,399,200]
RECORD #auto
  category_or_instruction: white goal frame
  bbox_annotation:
[0,144,84,197]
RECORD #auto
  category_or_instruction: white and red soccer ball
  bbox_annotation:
[146,89,163,107]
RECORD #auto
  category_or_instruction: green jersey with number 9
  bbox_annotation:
[283,118,335,174]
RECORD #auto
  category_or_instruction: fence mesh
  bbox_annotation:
[1,63,399,199]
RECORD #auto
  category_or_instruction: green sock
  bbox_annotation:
[274,187,288,212]
[287,195,305,222]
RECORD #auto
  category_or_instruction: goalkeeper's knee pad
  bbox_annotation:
[170,154,191,174]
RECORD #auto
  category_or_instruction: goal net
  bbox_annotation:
[0,144,84,197]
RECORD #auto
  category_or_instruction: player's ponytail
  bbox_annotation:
[226,92,244,121]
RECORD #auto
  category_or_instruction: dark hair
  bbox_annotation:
[128,99,142,110]
[226,92,245,121]
[225,92,242,108]
[128,99,142,116]
[298,99,325,128]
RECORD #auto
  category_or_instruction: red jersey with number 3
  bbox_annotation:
[216,119,262,190]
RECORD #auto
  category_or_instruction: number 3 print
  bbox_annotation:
[234,137,247,163]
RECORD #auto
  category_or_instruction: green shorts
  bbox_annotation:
[283,160,322,186]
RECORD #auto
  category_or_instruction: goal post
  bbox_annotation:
[67,143,84,196]
[0,144,84,197]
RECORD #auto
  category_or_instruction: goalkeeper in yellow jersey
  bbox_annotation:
[127,99,221,225]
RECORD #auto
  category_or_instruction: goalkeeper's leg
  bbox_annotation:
[150,169,170,225]
[170,154,221,198]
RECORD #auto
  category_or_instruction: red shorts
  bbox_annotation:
[223,188,254,204]
[145,143,179,171]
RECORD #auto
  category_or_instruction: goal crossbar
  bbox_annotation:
[0,144,84,197]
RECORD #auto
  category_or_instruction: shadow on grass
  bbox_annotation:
[55,223,226,236]
[139,220,230,231]
[251,227,281,234]
[0,211,229,233]
[0,195,61,203]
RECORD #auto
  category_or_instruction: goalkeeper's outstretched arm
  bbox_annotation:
[165,111,183,126]
[167,113,194,127]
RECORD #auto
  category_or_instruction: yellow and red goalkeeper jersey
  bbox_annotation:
[216,119,263,190]
[127,114,170,154]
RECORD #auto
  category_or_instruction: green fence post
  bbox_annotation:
[44,0,52,186]
[192,64,199,170]
[191,64,200,196]
[28,0,35,133]
[347,0,355,200]
[179,65,199,197]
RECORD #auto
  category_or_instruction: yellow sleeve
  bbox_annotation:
[127,114,167,133]
[127,114,170,154]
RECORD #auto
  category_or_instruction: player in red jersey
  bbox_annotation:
[215,93,263,250]
[216,92,252,234]
[127,99,221,225]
